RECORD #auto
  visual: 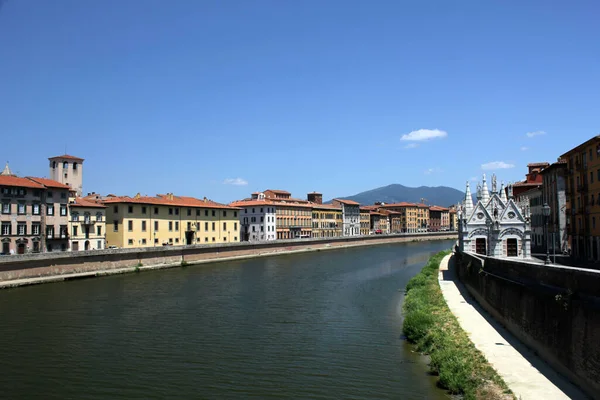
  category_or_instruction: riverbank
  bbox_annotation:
[402,251,513,400]
[0,233,455,289]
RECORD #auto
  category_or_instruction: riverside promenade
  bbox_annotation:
[438,254,588,400]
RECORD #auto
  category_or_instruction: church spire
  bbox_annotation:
[481,173,490,204]
[499,181,507,203]
[1,162,14,176]
[464,181,473,216]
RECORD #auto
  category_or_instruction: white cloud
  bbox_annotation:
[223,178,248,186]
[520,146,528,151]
[401,128,447,142]
[404,143,419,149]
[526,130,546,138]
[424,167,442,175]
[481,161,515,170]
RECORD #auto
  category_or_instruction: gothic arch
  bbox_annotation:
[500,228,523,238]
[468,228,488,238]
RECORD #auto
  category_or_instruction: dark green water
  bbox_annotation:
[0,240,453,399]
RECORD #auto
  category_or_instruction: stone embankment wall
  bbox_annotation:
[455,250,600,399]
[0,233,456,283]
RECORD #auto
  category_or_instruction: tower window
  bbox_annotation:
[73,162,78,171]
[63,162,68,169]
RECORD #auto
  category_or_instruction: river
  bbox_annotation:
[0,240,454,399]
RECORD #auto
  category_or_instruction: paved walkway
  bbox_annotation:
[438,254,588,400]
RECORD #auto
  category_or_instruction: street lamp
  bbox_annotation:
[542,202,551,265]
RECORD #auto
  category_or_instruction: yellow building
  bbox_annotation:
[311,203,342,238]
[103,193,240,248]
[560,135,600,261]
[416,203,430,232]
[68,197,106,251]
[360,208,370,235]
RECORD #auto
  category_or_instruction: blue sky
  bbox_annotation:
[1,1,599,204]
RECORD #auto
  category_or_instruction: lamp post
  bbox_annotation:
[542,203,551,265]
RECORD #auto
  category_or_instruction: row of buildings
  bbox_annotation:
[0,154,458,254]
[458,135,600,264]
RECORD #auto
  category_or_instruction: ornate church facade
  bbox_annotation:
[458,174,532,258]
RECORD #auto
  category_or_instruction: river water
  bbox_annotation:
[0,240,454,399]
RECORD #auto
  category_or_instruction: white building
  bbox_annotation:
[333,199,361,237]
[230,193,277,241]
[49,154,84,197]
[458,173,532,258]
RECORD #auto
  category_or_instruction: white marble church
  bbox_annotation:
[458,174,532,258]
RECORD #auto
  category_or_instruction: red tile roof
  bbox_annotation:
[429,205,449,211]
[48,154,84,161]
[360,205,380,211]
[0,175,46,189]
[333,198,360,205]
[26,177,71,189]
[311,203,341,210]
[527,162,550,167]
[265,189,291,195]
[379,202,417,208]
[70,197,106,208]
[102,194,239,210]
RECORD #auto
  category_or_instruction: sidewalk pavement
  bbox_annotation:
[438,254,588,400]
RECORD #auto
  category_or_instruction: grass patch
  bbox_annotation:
[403,250,514,400]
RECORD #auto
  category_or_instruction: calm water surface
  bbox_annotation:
[0,240,453,399]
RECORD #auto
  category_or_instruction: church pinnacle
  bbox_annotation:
[464,180,473,216]
[1,162,14,176]
[481,173,490,204]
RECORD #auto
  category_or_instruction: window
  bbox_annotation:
[205,210,208,217]
[141,238,147,245]
[234,222,237,230]
[175,221,179,231]
[245,209,247,214]
[223,222,226,230]
[73,226,78,236]
[128,206,133,213]
[2,202,10,214]
[1,222,10,236]
[205,222,208,231]
[212,210,215,217]
[154,238,159,244]
[47,204,54,216]
[97,226,102,236]
[223,237,226,241]
[223,211,227,217]
[128,220,133,231]
[32,223,40,236]
[234,211,237,217]
[73,162,78,171]
[128,239,134,245]
[187,222,191,231]
[72,212,79,221]
[592,172,595,184]
[175,208,179,215]
[169,208,173,215]
[187,209,192,216]
[97,240,102,249]
[96,212,103,221]
[113,221,118,232]
[593,217,596,229]
[61,192,67,199]
[260,208,263,213]
[212,222,215,231]
[205,237,208,242]
[114,206,118,213]
[17,223,26,236]
[175,238,179,244]
[141,206,147,214]
[212,237,215,242]
[47,191,53,198]
[154,221,159,231]
[46,225,54,238]
[17,203,25,214]
[63,161,68,169]
[60,205,67,216]
[234,237,237,241]
[141,221,147,231]
[169,221,173,231]
[196,209,200,216]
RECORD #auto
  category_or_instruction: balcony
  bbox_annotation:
[83,217,94,225]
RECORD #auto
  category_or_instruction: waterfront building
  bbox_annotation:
[378,202,418,233]
[428,206,449,232]
[516,186,544,253]
[68,197,106,251]
[27,177,71,252]
[310,193,342,238]
[458,173,531,258]
[560,135,600,261]
[359,207,370,235]
[385,210,403,233]
[416,203,429,232]
[49,154,84,197]
[332,199,361,236]
[103,193,240,248]
[511,162,549,198]
[449,206,458,231]
[540,160,569,255]
[230,193,277,242]
[369,210,389,233]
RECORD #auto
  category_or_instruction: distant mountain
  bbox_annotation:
[329,184,467,207]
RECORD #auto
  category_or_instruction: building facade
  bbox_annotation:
[516,187,544,253]
[103,193,240,248]
[369,211,389,233]
[333,199,361,236]
[311,203,342,238]
[230,194,277,242]
[68,197,106,251]
[560,135,600,261]
[458,174,531,259]
[28,177,71,252]
[540,161,569,255]
[360,208,370,236]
